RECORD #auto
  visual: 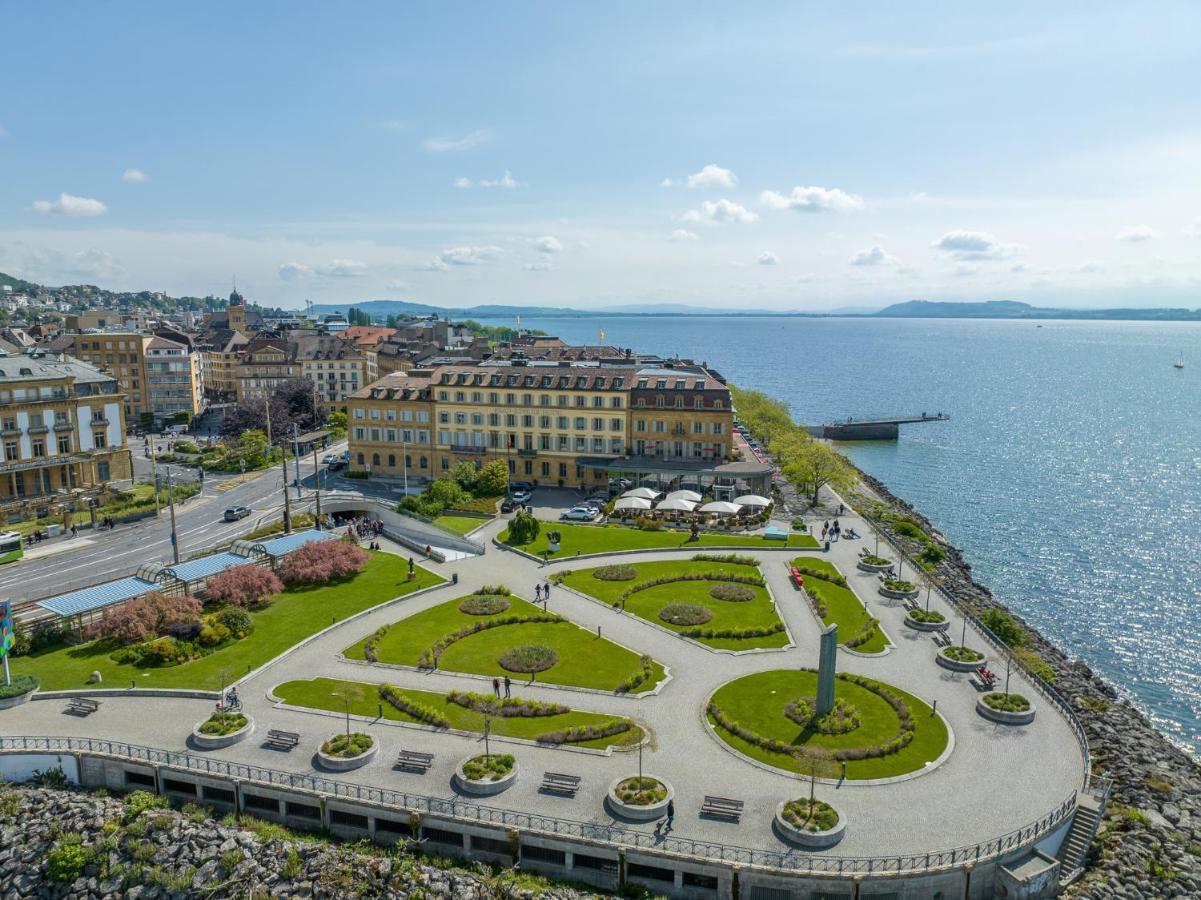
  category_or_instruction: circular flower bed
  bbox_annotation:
[904,608,949,632]
[316,732,378,771]
[191,711,254,750]
[0,674,39,710]
[936,645,985,672]
[606,775,674,821]
[861,555,891,567]
[977,692,1036,725]
[878,579,920,600]
[454,753,518,796]
[658,603,713,626]
[498,645,559,673]
[709,583,755,602]
[458,594,511,615]
[784,697,861,735]
[593,565,638,582]
[775,798,846,849]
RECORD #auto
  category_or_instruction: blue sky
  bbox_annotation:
[2,2,1200,310]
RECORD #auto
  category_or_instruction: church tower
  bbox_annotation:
[228,288,247,333]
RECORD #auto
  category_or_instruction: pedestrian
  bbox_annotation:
[425,544,432,558]
[408,556,415,577]
[492,677,501,698]
[543,581,551,601]
[821,525,827,540]
[534,583,542,602]
[664,799,675,832]
[503,676,511,698]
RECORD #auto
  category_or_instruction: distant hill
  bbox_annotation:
[312,300,794,318]
[875,299,1201,321]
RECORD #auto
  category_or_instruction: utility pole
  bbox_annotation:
[280,441,292,534]
[312,442,323,525]
[264,395,272,445]
[150,441,160,514]
[166,467,180,564]
[292,423,302,497]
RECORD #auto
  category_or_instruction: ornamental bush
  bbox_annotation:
[322,732,374,758]
[691,553,758,566]
[781,798,839,832]
[278,540,370,585]
[795,565,846,587]
[615,655,657,694]
[0,673,38,699]
[658,603,713,626]
[537,720,633,745]
[447,690,569,717]
[498,645,559,673]
[907,608,945,624]
[943,645,984,663]
[462,754,515,781]
[506,510,540,545]
[214,606,254,639]
[593,565,638,581]
[198,711,248,736]
[458,594,511,615]
[709,583,755,602]
[417,613,565,669]
[614,776,666,805]
[85,592,202,645]
[785,696,861,735]
[379,684,451,727]
[882,579,916,593]
[984,692,1031,713]
[205,564,283,609]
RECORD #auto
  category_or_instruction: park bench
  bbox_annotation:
[932,630,952,648]
[265,729,300,750]
[788,567,804,589]
[701,796,744,821]
[972,668,998,691]
[67,697,100,716]
[396,750,435,772]
[540,772,581,796]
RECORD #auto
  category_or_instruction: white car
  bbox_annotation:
[561,506,599,522]
[510,489,532,504]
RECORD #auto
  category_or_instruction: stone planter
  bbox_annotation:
[857,560,892,574]
[0,688,37,710]
[316,737,379,772]
[191,716,254,750]
[547,540,560,553]
[904,613,949,632]
[453,755,519,796]
[774,800,846,849]
[936,647,986,672]
[605,775,674,822]
[976,695,1036,726]
[878,585,920,601]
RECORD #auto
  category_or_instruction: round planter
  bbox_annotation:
[316,737,379,772]
[878,586,920,601]
[453,755,519,796]
[0,688,37,710]
[857,560,892,574]
[904,613,949,632]
[774,800,846,849]
[936,647,986,672]
[605,775,674,822]
[976,696,1036,726]
[191,717,254,750]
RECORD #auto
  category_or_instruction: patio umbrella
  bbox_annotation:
[613,496,653,511]
[656,497,697,512]
[622,487,661,500]
[664,489,702,503]
[699,500,742,515]
[734,494,771,507]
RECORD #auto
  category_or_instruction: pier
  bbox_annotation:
[808,412,949,440]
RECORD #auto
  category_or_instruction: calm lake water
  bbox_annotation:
[509,314,1201,754]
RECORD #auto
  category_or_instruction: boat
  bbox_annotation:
[1174,354,1185,369]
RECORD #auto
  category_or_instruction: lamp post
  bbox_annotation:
[292,423,302,497]
[166,466,180,565]
[402,438,409,496]
[311,442,323,526]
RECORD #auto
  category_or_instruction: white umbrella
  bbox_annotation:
[734,494,771,507]
[656,497,697,512]
[699,500,742,515]
[613,496,652,511]
[664,489,702,503]
[622,487,661,500]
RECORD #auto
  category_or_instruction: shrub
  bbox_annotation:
[861,555,891,567]
[537,719,634,745]
[1014,648,1057,684]
[593,565,638,581]
[475,459,509,497]
[506,510,541,545]
[709,583,755,602]
[198,712,248,736]
[458,594,511,615]
[205,564,283,609]
[167,620,204,642]
[278,540,370,585]
[882,579,916,593]
[984,692,1031,713]
[322,733,374,758]
[448,690,569,717]
[0,673,39,699]
[781,799,839,832]
[658,603,713,626]
[633,515,662,531]
[785,696,861,735]
[417,613,564,669]
[615,655,657,694]
[45,836,92,882]
[498,645,559,673]
[477,583,510,595]
[620,571,764,605]
[140,636,185,665]
[691,553,758,566]
[920,544,945,566]
[85,591,202,645]
[891,519,924,539]
[197,621,231,648]
[214,606,254,638]
[794,565,846,587]
[845,618,880,649]
[614,776,665,805]
[907,608,945,624]
[379,685,450,727]
[943,645,984,663]
[461,753,514,781]
[124,790,168,822]
[981,608,1028,647]
[680,623,786,640]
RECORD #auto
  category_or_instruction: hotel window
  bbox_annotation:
[472,391,483,403]
[353,408,365,419]
[489,413,500,426]
[438,412,449,424]
[675,396,684,409]
[655,395,665,409]
[693,422,704,434]
[3,442,17,461]
[454,413,466,425]
[505,414,516,427]
[635,419,646,433]
[559,462,568,477]
[575,396,586,408]
[488,392,498,404]
[540,394,551,406]
[713,423,724,434]
[557,416,569,429]
[611,418,623,431]
[454,391,465,402]
[371,429,381,441]
[654,421,666,433]
[522,415,534,428]
[471,413,483,425]
[592,396,604,408]
[557,395,569,407]
[438,391,449,400]
[386,429,396,441]
[522,394,533,406]
[94,432,108,449]
[505,393,516,405]
[610,396,622,408]
[694,396,703,410]
[574,417,586,430]
[57,436,71,454]
[592,417,604,430]
[541,461,550,477]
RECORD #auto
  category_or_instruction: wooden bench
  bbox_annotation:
[396,750,435,772]
[67,697,100,716]
[540,772,581,796]
[932,630,952,648]
[701,795,744,821]
[788,567,804,590]
[265,729,300,750]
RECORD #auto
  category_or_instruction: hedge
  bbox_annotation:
[379,684,451,728]
[446,690,569,717]
[537,720,633,745]
[615,655,657,694]
[417,614,566,670]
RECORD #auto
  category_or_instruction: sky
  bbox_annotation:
[2,1,1200,312]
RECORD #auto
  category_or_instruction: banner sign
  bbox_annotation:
[0,600,13,658]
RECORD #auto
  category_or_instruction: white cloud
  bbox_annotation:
[1116,224,1159,243]
[31,192,107,218]
[659,178,675,188]
[122,168,148,183]
[760,185,864,213]
[453,177,473,189]
[687,164,738,189]
[523,261,553,272]
[849,245,900,266]
[757,251,779,266]
[1184,217,1201,238]
[428,245,503,270]
[315,258,367,277]
[422,129,493,153]
[385,279,409,291]
[535,236,562,254]
[1072,261,1104,274]
[479,170,520,189]
[931,230,1019,260]
[278,262,311,280]
[669,229,700,242]
[681,199,758,225]
[70,248,122,280]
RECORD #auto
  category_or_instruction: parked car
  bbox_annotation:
[583,495,607,509]
[561,506,599,522]
[327,459,346,472]
[322,453,338,465]
[500,498,519,513]
[510,489,532,504]
[223,506,251,522]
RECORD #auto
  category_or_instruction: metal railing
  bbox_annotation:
[2,735,1076,877]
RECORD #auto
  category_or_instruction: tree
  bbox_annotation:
[278,540,370,585]
[331,682,366,741]
[447,460,479,493]
[327,410,347,437]
[475,459,509,497]
[205,564,284,609]
[507,510,540,545]
[234,429,270,469]
[777,435,856,507]
[729,385,797,447]
[794,747,840,822]
[220,378,325,440]
[426,478,469,509]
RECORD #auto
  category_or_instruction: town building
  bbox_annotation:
[234,337,298,403]
[344,372,435,478]
[295,334,368,410]
[144,335,205,424]
[48,332,152,425]
[337,326,396,382]
[196,328,249,401]
[0,351,133,506]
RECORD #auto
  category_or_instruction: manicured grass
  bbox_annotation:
[559,559,789,650]
[792,557,889,654]
[707,669,948,780]
[274,677,644,750]
[10,553,443,692]
[345,593,665,692]
[500,521,818,558]
[434,515,489,536]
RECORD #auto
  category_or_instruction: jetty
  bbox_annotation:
[808,412,949,440]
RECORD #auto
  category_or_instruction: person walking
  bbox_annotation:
[408,557,415,577]
[664,799,675,833]
[503,676,512,698]
[492,677,501,698]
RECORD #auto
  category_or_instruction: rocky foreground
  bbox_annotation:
[852,471,1201,899]
[0,784,610,900]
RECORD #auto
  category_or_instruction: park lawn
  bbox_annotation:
[559,559,788,651]
[10,553,444,692]
[274,676,643,751]
[706,669,948,780]
[434,515,489,536]
[500,522,818,558]
[345,592,665,693]
[792,557,889,654]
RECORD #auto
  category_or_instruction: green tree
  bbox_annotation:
[327,410,347,437]
[982,608,1028,647]
[507,509,540,545]
[448,460,479,493]
[236,429,270,469]
[475,459,509,497]
[426,477,469,509]
[777,435,856,507]
[795,747,840,822]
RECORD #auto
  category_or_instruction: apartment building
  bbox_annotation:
[337,326,396,382]
[0,352,133,504]
[295,334,368,410]
[196,328,248,400]
[346,372,435,477]
[145,335,204,424]
[49,332,151,424]
[235,337,299,402]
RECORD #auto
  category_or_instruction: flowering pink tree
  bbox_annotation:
[278,540,370,586]
[84,591,202,644]
[205,564,284,609]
